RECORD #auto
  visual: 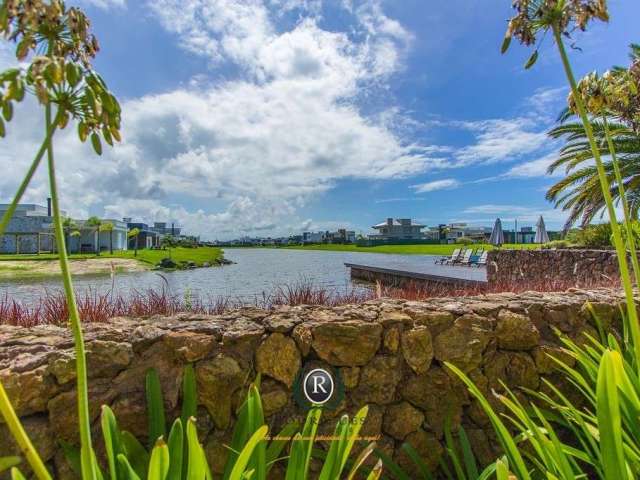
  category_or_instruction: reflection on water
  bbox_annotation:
[0,248,486,304]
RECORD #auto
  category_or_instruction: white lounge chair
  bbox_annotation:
[473,251,488,267]
[435,248,460,265]
[466,249,484,267]
[453,249,472,265]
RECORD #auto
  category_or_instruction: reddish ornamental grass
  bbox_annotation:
[0,275,618,326]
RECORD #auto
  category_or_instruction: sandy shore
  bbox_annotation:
[0,258,148,278]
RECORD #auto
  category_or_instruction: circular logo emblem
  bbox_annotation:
[302,368,334,405]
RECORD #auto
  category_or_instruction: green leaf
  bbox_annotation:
[365,459,383,480]
[101,405,123,480]
[91,132,103,155]
[118,454,142,480]
[120,431,150,479]
[148,439,170,480]
[10,467,26,480]
[265,422,298,474]
[14,79,24,101]
[146,369,167,449]
[400,444,432,480]
[0,68,20,82]
[66,63,79,87]
[181,365,197,426]
[501,35,512,54]
[495,458,509,480]
[0,457,21,473]
[0,117,5,138]
[228,426,269,480]
[597,351,628,480]
[458,426,479,480]
[78,122,88,142]
[103,126,113,146]
[60,441,82,477]
[446,362,531,480]
[525,50,539,69]
[2,101,12,122]
[167,419,184,480]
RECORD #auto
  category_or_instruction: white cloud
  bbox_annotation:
[459,204,568,225]
[525,86,566,118]
[454,118,548,166]
[463,204,539,215]
[502,152,564,178]
[411,178,460,193]
[0,0,435,240]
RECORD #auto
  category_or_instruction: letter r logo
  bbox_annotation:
[303,368,334,404]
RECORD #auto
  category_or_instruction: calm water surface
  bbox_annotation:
[0,248,486,304]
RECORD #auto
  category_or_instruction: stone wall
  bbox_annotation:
[487,249,620,286]
[0,289,625,478]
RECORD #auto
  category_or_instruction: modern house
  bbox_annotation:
[69,219,129,253]
[444,223,493,243]
[326,229,356,243]
[0,202,59,254]
[125,221,160,249]
[369,218,426,240]
[151,222,182,237]
[302,231,326,243]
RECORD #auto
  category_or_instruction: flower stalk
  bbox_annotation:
[44,76,97,480]
[602,115,640,287]
[553,25,640,369]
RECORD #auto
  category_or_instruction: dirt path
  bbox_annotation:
[0,258,147,278]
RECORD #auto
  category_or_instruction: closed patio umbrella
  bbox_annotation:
[489,218,504,246]
[535,215,549,244]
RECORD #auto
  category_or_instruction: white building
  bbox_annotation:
[70,219,128,253]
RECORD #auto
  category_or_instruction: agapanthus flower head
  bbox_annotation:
[0,1,120,151]
[0,0,99,66]
[503,0,609,52]
[567,57,640,134]
[568,71,606,115]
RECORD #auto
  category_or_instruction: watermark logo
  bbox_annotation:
[293,365,344,410]
[303,368,334,404]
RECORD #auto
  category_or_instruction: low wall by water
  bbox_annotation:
[0,288,625,478]
[487,249,620,286]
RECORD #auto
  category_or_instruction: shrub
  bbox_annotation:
[542,239,570,249]
[565,223,613,248]
[455,237,475,245]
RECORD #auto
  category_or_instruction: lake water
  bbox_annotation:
[0,248,486,304]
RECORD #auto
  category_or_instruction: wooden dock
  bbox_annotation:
[345,263,487,287]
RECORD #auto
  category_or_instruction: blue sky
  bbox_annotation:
[0,0,637,240]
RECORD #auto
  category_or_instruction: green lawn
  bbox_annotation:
[109,247,224,267]
[0,247,224,267]
[277,243,541,255]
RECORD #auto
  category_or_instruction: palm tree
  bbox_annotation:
[100,222,115,255]
[85,216,103,255]
[128,227,141,256]
[546,121,640,231]
[546,44,640,232]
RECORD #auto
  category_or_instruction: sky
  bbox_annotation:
[0,0,637,240]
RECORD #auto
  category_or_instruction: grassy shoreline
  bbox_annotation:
[269,243,541,255]
[0,246,225,279]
